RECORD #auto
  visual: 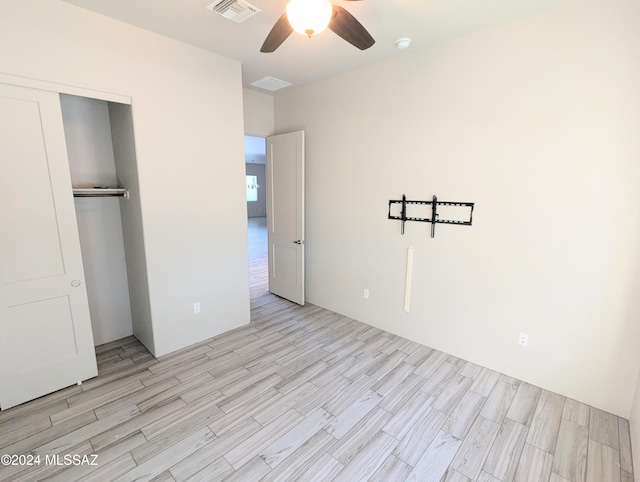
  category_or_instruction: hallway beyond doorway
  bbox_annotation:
[248,216,268,303]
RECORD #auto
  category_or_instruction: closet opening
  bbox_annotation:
[61,94,151,351]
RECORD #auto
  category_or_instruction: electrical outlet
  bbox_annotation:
[519,333,528,346]
[363,289,370,299]
[193,302,201,314]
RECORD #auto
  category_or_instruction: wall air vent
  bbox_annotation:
[206,0,261,23]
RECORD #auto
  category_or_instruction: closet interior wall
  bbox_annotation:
[60,94,141,347]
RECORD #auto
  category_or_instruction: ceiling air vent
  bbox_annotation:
[206,0,261,23]
[250,76,293,92]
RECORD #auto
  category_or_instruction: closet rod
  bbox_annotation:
[73,188,129,199]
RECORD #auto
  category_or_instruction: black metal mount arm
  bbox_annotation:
[388,194,475,238]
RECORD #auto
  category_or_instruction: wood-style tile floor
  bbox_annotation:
[0,218,633,481]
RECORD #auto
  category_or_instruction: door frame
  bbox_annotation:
[0,73,131,105]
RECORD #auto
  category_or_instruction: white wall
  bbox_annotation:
[274,0,640,417]
[109,102,155,353]
[60,94,134,346]
[0,0,250,356]
[243,88,274,137]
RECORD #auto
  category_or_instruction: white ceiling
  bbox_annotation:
[63,0,583,93]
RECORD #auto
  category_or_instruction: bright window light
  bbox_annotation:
[246,175,258,202]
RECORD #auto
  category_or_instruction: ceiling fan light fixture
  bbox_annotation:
[286,0,333,38]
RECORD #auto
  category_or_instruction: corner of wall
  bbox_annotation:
[629,367,640,481]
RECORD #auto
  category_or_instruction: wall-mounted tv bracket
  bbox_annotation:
[388,194,475,238]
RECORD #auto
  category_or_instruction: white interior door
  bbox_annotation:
[266,131,305,305]
[0,83,97,410]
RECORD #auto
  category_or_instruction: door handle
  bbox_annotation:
[293,240,302,245]
[71,279,81,287]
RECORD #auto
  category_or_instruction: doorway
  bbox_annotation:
[244,135,269,303]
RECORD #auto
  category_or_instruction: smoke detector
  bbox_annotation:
[395,37,412,49]
[207,0,261,23]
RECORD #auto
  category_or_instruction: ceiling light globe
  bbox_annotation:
[286,0,333,38]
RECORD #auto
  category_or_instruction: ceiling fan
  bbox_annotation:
[260,0,375,53]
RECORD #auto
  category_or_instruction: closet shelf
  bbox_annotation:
[73,188,129,199]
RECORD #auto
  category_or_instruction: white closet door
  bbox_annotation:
[0,83,97,410]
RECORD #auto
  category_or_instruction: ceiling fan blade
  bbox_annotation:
[328,5,375,50]
[260,13,293,53]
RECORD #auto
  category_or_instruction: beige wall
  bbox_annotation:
[274,0,640,417]
[0,0,250,356]
[243,88,274,137]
